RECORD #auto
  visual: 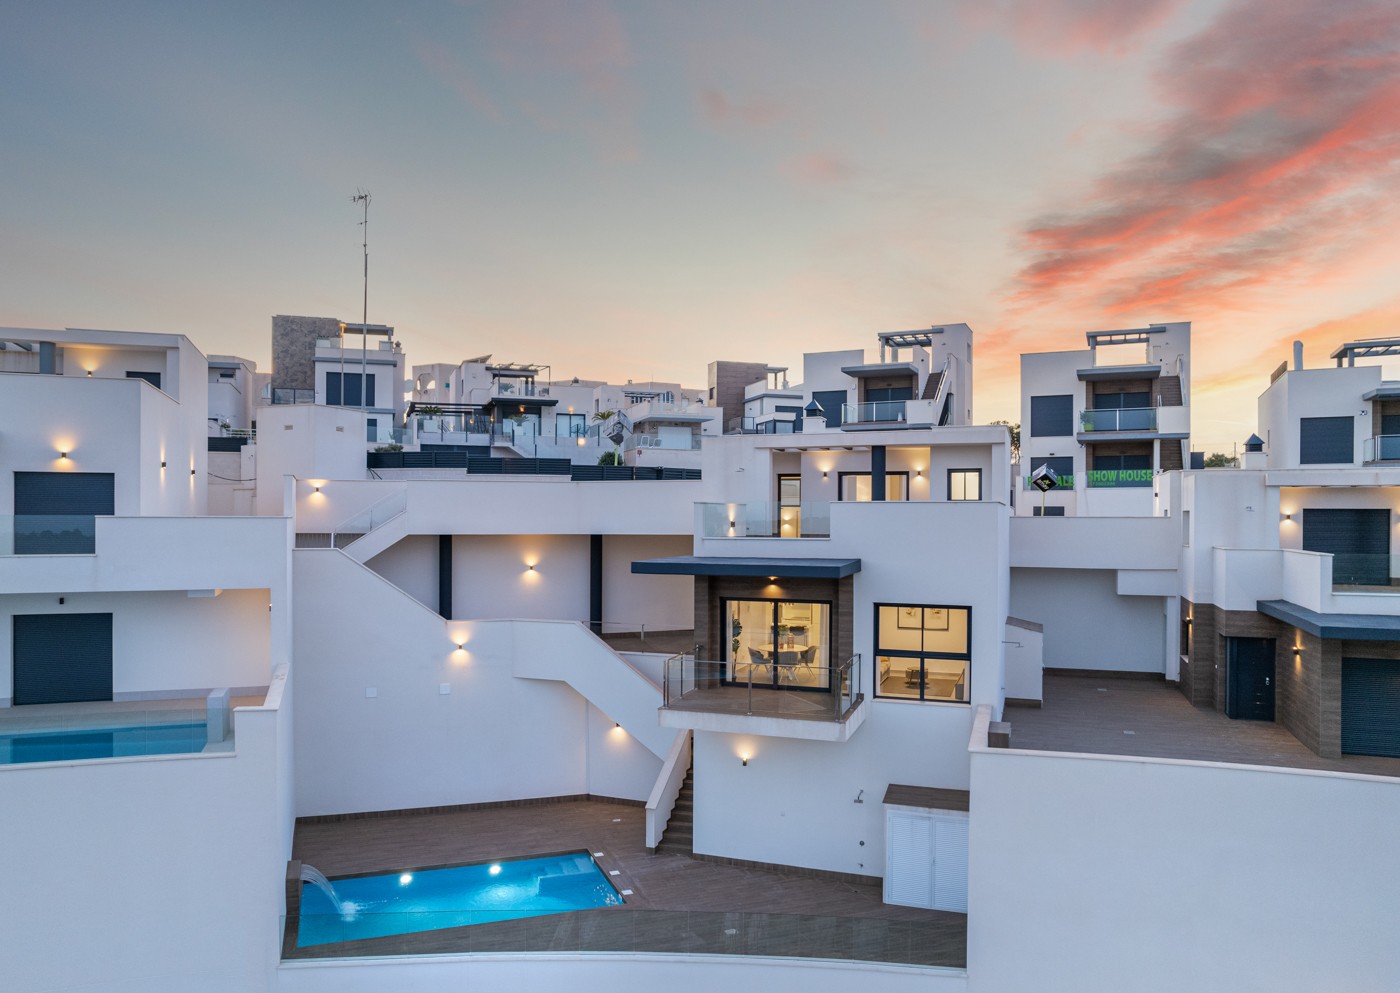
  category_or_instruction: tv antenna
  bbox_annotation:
[350,190,371,410]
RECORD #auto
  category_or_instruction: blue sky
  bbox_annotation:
[4,1,1398,451]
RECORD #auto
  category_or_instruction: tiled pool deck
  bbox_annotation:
[288,798,965,965]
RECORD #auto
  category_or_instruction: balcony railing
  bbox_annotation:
[698,502,831,538]
[268,388,315,405]
[1079,408,1157,432]
[1363,435,1400,462]
[5,515,98,555]
[842,400,907,424]
[1085,469,1154,488]
[624,433,702,452]
[1330,553,1399,589]
[662,654,861,722]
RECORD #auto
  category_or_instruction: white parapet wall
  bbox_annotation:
[0,666,292,993]
[966,716,1400,993]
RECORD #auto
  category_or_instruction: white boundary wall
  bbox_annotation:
[967,715,1400,993]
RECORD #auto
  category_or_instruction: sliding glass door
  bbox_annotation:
[724,599,831,690]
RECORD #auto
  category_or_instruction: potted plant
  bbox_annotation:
[419,405,443,433]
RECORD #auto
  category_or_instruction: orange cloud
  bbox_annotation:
[1011,0,1400,317]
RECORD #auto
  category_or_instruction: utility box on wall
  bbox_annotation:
[883,786,970,913]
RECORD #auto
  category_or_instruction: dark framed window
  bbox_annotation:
[948,469,981,501]
[1032,505,1066,517]
[873,603,971,703]
[326,372,376,407]
[125,371,161,389]
[555,413,587,439]
[1030,395,1074,437]
[838,471,909,501]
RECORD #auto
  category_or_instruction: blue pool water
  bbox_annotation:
[297,852,624,947]
[0,722,208,765]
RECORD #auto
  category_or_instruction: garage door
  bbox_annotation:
[1302,508,1390,586]
[12,613,113,705]
[1341,657,1400,757]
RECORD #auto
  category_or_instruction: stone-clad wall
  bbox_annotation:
[272,314,340,390]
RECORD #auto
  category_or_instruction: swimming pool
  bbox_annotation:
[296,852,624,947]
[0,722,208,765]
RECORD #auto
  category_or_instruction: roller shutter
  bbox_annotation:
[1342,658,1400,757]
[12,613,113,705]
[1301,508,1390,586]
[1299,416,1354,464]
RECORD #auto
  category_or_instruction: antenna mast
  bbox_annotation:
[351,190,371,411]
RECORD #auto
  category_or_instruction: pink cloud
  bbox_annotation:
[698,88,790,129]
[779,153,856,186]
[1011,0,1400,317]
[959,0,1187,56]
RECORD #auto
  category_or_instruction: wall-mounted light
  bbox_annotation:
[577,436,586,447]
[86,370,93,378]
[58,450,68,460]
[1185,616,1192,626]
[527,563,536,572]
[455,642,465,651]
[768,576,777,581]
[160,461,167,469]
[728,519,736,528]
[740,754,750,767]
[190,468,196,476]
[1282,513,1292,522]
[822,470,828,480]
[1293,645,1303,656]
[916,468,923,478]
[313,485,321,493]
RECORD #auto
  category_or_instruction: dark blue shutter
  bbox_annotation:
[1342,658,1400,757]
[363,374,375,407]
[1030,395,1073,437]
[13,472,114,554]
[12,613,113,704]
[326,373,342,405]
[1302,508,1390,585]
[1299,416,1354,464]
[812,390,847,428]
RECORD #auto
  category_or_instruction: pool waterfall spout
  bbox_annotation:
[299,864,344,915]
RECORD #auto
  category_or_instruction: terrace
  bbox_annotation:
[1005,675,1400,777]
[285,798,964,966]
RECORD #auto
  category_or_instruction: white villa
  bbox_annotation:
[0,319,1397,993]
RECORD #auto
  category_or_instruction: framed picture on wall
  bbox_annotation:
[783,603,813,624]
[898,606,950,630]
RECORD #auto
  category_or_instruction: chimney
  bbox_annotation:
[1240,433,1267,470]
[1293,341,1304,371]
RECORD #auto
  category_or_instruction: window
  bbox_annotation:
[874,604,971,703]
[1032,506,1066,517]
[724,599,831,689]
[326,372,375,407]
[839,472,909,501]
[948,469,981,501]
[555,413,587,439]
[1030,395,1074,437]
[1092,391,1150,409]
[125,371,162,389]
[778,474,802,537]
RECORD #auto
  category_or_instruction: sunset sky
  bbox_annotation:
[3,0,1398,452]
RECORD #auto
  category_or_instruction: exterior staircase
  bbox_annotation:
[921,371,943,400]
[1160,441,1184,472]
[659,761,694,854]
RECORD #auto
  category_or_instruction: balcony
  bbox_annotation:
[267,388,315,405]
[623,432,702,452]
[842,400,907,424]
[1079,407,1157,433]
[698,502,831,538]
[659,654,866,741]
[1363,435,1400,463]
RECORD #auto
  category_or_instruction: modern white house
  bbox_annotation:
[1,319,1398,993]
